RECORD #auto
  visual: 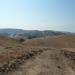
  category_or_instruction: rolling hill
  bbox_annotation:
[0,29,72,39]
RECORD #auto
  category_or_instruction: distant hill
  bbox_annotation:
[0,28,73,39]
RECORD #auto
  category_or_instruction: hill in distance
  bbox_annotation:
[0,28,73,39]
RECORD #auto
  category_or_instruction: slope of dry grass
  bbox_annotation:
[0,35,75,75]
[23,35,75,48]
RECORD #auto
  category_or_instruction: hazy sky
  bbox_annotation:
[0,0,75,32]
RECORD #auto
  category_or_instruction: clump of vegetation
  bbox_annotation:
[28,36,37,39]
[18,38,25,43]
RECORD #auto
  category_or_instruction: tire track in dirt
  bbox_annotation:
[8,48,75,75]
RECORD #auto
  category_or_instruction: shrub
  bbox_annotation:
[19,38,25,43]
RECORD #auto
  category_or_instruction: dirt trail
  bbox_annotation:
[8,48,75,75]
[0,47,49,75]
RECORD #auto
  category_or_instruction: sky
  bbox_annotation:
[0,0,75,32]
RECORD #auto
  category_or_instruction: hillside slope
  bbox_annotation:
[0,35,75,75]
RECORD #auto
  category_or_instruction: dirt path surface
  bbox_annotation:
[8,48,75,75]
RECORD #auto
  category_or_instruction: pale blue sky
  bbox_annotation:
[0,0,75,32]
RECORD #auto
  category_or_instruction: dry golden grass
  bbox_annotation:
[23,35,75,48]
